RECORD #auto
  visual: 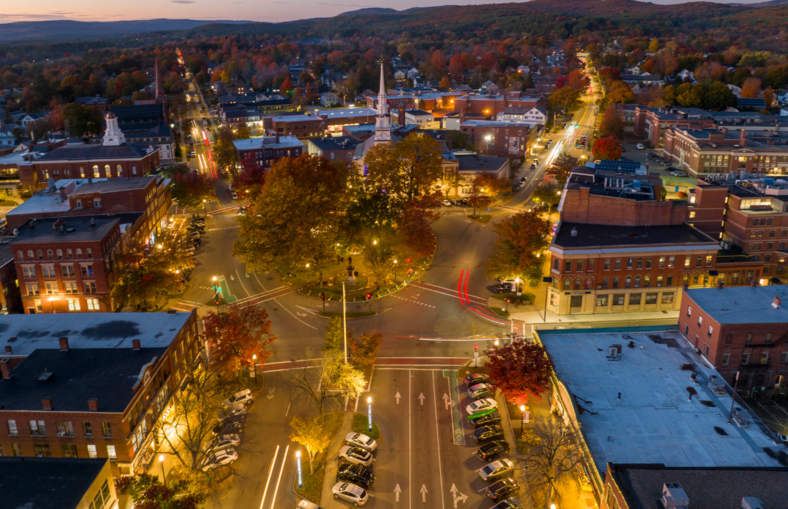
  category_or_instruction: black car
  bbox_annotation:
[465,373,489,386]
[486,478,520,502]
[470,412,501,428]
[476,440,510,461]
[211,419,245,437]
[473,425,505,444]
[336,462,375,488]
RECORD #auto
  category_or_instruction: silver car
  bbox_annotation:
[468,383,492,399]
[339,446,373,467]
[479,458,515,481]
[331,482,368,506]
[344,432,378,452]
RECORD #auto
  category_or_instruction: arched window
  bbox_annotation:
[104,164,111,177]
[27,250,34,260]
[79,167,85,178]
[17,251,23,261]
[56,249,62,260]
[67,249,73,259]
[625,276,632,288]
[93,165,100,178]
[86,248,92,258]
[585,279,592,289]
[117,164,123,177]
[563,279,570,290]
[574,279,582,290]
[37,250,43,260]
[644,275,651,287]
[47,249,53,260]
[634,276,641,288]
[76,249,82,259]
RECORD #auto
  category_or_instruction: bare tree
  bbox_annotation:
[289,351,366,418]
[519,416,582,508]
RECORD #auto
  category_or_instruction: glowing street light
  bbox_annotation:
[159,454,166,484]
[296,450,303,487]
[393,259,398,284]
[367,397,373,432]
[519,405,526,438]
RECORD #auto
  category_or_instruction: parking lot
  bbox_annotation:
[326,367,526,509]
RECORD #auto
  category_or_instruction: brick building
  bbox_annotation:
[306,136,363,165]
[233,135,304,168]
[459,120,538,158]
[678,285,788,392]
[366,91,464,112]
[0,311,198,475]
[11,214,145,314]
[17,113,160,190]
[318,108,377,134]
[0,245,22,314]
[452,92,546,118]
[633,106,716,148]
[691,175,788,283]
[267,114,324,139]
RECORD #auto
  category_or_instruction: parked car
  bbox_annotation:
[671,170,688,177]
[297,500,324,509]
[339,446,373,466]
[513,184,522,192]
[336,463,374,488]
[473,425,505,444]
[223,389,253,409]
[231,191,239,200]
[529,163,536,170]
[201,448,238,471]
[636,143,645,150]
[487,478,520,502]
[491,498,523,509]
[533,158,540,165]
[466,398,498,416]
[466,373,490,386]
[344,432,377,452]
[331,482,368,507]
[470,412,501,428]
[479,458,515,481]
[468,383,492,399]
[476,440,510,461]
[777,432,788,444]
[205,434,241,452]
[442,200,452,206]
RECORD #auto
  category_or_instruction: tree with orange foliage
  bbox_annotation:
[484,209,551,282]
[741,77,762,99]
[592,136,623,161]
[280,76,295,95]
[204,304,276,376]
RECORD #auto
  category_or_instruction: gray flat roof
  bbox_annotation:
[0,457,109,509]
[9,215,143,244]
[539,329,784,472]
[0,311,193,357]
[69,176,156,195]
[6,179,106,217]
[684,285,788,324]
[553,222,715,249]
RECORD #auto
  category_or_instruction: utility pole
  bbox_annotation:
[342,282,348,364]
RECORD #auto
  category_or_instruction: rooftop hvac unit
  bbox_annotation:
[661,483,689,509]
[741,497,763,509]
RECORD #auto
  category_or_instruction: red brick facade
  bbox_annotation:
[459,122,536,158]
[19,151,160,190]
[561,184,682,227]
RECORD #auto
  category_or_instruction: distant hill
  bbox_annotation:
[0,18,248,43]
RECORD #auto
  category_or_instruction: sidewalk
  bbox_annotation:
[318,411,354,507]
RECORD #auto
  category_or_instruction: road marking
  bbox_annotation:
[258,445,279,509]
[431,371,447,509]
[269,444,289,509]
[391,295,436,308]
[418,393,425,405]
[410,281,486,304]
[272,297,318,330]
[295,305,317,315]
[409,370,412,509]
[285,403,291,417]
[443,393,451,410]
[394,483,402,502]
[253,272,268,291]
[235,268,251,297]
[395,392,401,404]
[296,312,307,317]
[420,485,428,503]
[450,484,468,507]
[447,371,465,446]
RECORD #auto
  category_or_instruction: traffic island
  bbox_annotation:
[351,412,381,440]
[467,214,492,224]
[293,411,345,504]
[316,310,379,319]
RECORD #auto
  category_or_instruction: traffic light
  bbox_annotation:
[366,293,372,300]
[474,343,478,351]
[320,293,325,300]
[406,258,411,263]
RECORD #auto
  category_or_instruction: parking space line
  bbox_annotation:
[431,371,447,509]
[235,268,251,297]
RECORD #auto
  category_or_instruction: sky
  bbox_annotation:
[0,0,770,23]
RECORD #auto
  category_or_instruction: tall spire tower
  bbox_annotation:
[374,57,391,145]
[154,56,165,103]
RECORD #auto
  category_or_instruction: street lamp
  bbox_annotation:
[252,353,257,383]
[158,454,166,485]
[519,405,526,438]
[203,198,207,217]
[367,397,373,432]
[296,450,303,487]
[393,259,398,284]
[212,276,218,302]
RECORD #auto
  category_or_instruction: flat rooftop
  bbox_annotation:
[684,285,788,324]
[10,214,142,244]
[0,347,167,412]
[553,222,715,249]
[308,136,363,151]
[0,311,193,357]
[6,179,106,217]
[233,135,304,150]
[538,328,785,472]
[319,108,375,119]
[0,457,109,509]
[610,464,788,509]
[457,154,509,173]
[69,176,157,195]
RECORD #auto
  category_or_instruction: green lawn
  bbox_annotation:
[468,214,492,224]
[293,411,344,504]
[351,412,381,440]
[491,293,535,305]
[490,306,510,318]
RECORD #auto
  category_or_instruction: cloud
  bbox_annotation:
[170,0,196,3]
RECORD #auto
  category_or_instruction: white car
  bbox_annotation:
[344,432,377,452]
[466,398,499,415]
[479,458,515,481]
[339,446,373,466]
[332,482,368,506]
[636,143,645,150]
[201,448,238,471]
[223,389,253,409]
[205,433,241,452]
[671,170,688,177]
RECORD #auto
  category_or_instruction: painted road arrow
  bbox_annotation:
[450,483,468,507]
[418,393,425,405]
[443,393,451,410]
[394,483,401,502]
[420,484,428,503]
[395,392,401,404]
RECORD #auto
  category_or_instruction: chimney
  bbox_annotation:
[0,359,11,379]
[4,346,11,354]
[773,296,782,309]
[717,280,724,289]
[88,398,99,411]
[275,132,280,144]
[740,129,747,147]
[398,107,406,125]
[58,337,69,352]
[132,339,141,350]
[571,227,578,237]
[42,397,52,410]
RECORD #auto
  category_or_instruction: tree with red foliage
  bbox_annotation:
[115,473,205,509]
[484,210,551,282]
[485,337,554,406]
[350,331,383,370]
[439,76,451,88]
[397,195,440,257]
[599,67,622,86]
[592,135,623,161]
[204,304,276,376]
[449,54,466,77]
[599,104,625,139]
[234,153,267,200]
[170,170,217,211]
[280,76,295,95]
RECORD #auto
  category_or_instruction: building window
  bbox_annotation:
[742,352,750,364]
[56,249,63,259]
[666,275,673,286]
[84,282,97,294]
[629,293,642,306]
[61,444,78,458]
[104,164,110,176]
[705,255,713,267]
[596,295,608,307]
[101,422,112,437]
[93,165,100,178]
[106,445,116,460]
[79,167,85,178]
[116,164,123,177]
[43,265,56,278]
[601,277,608,289]
[697,316,703,327]
[634,276,641,288]
[604,259,610,270]
[67,249,73,259]
[657,275,664,287]
[12,443,22,456]
[81,265,93,277]
[29,420,45,435]
[612,277,619,289]
[613,294,625,306]
[22,266,36,279]
[565,260,572,272]
[746,332,753,344]
[34,443,51,457]
[661,293,674,304]
[563,280,570,290]
[625,276,631,288]
[132,165,137,176]
[668,256,675,268]
[76,249,82,259]
[87,444,97,458]
[704,344,710,357]
[47,249,53,260]
[627,258,634,269]
[615,259,621,270]
[645,293,658,305]
[684,257,691,268]
[62,265,75,278]
[7,420,17,436]
[781,352,788,364]
[722,353,730,366]
[83,421,93,436]
[659,257,665,268]
[87,298,100,310]
[45,283,58,295]
[68,298,81,311]
[708,325,713,336]
[644,275,651,287]
[56,421,74,436]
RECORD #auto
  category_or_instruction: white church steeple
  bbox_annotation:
[374,57,391,145]
[103,112,125,147]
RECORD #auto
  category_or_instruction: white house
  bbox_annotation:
[517,65,531,75]
[404,108,434,126]
[406,68,420,80]
[320,92,339,107]
[496,106,547,125]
